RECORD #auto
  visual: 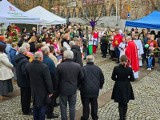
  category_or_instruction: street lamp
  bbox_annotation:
[116,0,118,26]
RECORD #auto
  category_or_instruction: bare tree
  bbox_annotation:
[48,0,54,11]
[81,1,105,30]
[36,0,43,6]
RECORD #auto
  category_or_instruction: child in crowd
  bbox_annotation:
[118,37,126,58]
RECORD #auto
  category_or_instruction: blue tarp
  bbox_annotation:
[125,11,160,29]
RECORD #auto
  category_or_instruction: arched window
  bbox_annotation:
[72,7,76,17]
[93,6,98,17]
[67,8,71,18]
[61,9,65,18]
[84,7,90,18]
[78,8,83,17]
[110,4,116,16]
[101,5,107,16]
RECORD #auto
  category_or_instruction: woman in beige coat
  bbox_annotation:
[0,43,14,99]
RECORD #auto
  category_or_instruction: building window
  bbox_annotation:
[93,6,98,17]
[61,9,65,18]
[72,7,76,17]
[84,7,90,18]
[67,9,71,18]
[78,8,83,17]
[102,5,107,16]
[110,4,116,16]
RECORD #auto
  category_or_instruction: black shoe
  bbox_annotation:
[23,112,33,115]
[47,114,59,119]
[102,56,106,58]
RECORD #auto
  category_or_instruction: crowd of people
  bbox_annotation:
[0,23,160,120]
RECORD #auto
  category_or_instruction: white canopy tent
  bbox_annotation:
[0,0,41,23]
[25,6,66,25]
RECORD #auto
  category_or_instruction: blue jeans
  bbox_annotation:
[33,106,46,120]
[148,56,153,68]
[60,94,77,120]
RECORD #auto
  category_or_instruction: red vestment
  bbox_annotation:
[93,32,98,38]
[93,32,98,53]
[125,40,139,72]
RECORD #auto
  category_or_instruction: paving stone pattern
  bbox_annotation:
[0,51,160,119]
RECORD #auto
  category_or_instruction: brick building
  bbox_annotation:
[9,0,159,20]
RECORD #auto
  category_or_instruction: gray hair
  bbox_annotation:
[69,41,76,46]
[63,50,74,59]
[41,46,50,55]
[126,36,132,40]
[86,55,95,63]
[34,52,43,60]
[22,43,30,49]
[19,47,27,54]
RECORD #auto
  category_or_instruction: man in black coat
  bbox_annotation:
[57,50,84,120]
[80,55,104,120]
[41,46,58,119]
[70,40,83,66]
[15,47,31,115]
[26,52,54,120]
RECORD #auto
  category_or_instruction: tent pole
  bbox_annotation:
[124,26,126,33]
[37,24,39,34]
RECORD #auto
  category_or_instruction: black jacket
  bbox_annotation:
[80,62,104,98]
[29,42,36,53]
[15,53,30,88]
[26,60,53,107]
[100,36,108,50]
[111,65,135,103]
[57,59,84,96]
[71,45,83,66]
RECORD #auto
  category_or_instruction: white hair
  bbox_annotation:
[19,47,27,54]
[22,43,30,49]
[126,36,132,40]
[34,52,43,60]
[86,55,95,63]
[41,46,50,55]
[63,50,74,59]
[69,41,76,46]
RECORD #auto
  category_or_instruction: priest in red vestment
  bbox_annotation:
[125,36,139,79]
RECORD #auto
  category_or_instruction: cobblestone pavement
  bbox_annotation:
[98,71,160,120]
[0,50,160,120]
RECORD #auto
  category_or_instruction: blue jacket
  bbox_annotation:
[9,48,17,67]
[43,55,57,91]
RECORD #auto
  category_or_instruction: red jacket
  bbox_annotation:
[112,34,123,47]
